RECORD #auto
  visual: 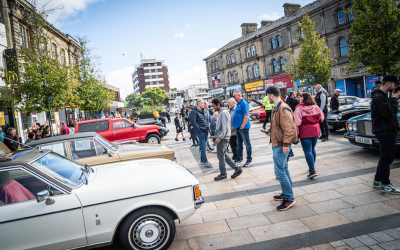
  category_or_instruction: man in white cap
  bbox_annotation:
[330,89,341,111]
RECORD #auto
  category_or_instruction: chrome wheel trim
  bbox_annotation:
[128,214,170,250]
[148,137,159,144]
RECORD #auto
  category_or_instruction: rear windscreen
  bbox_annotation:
[78,121,109,132]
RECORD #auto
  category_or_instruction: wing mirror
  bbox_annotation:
[108,151,113,157]
[36,190,55,205]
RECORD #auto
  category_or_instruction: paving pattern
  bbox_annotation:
[99,118,400,250]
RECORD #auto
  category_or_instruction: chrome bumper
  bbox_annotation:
[195,196,205,209]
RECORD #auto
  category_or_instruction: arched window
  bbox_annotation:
[337,9,345,24]
[271,38,276,49]
[251,45,256,56]
[277,35,282,47]
[273,59,278,73]
[280,57,285,71]
[246,47,251,58]
[234,71,238,82]
[228,72,233,83]
[231,53,235,63]
[215,61,218,69]
[227,55,231,65]
[340,38,348,56]
[347,5,355,21]
[248,66,253,79]
[254,64,259,77]
[211,62,214,70]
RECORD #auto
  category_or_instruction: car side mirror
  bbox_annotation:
[108,151,113,157]
[36,190,55,205]
[131,124,135,128]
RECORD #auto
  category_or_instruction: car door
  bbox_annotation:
[113,120,141,141]
[0,168,87,250]
[69,138,120,166]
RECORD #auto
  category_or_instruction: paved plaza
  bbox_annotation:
[101,120,400,250]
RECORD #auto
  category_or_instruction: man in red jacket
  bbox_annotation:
[60,121,70,135]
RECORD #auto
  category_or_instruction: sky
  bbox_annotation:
[36,0,312,99]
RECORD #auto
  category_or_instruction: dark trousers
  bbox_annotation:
[190,132,199,145]
[375,134,397,185]
[263,111,272,129]
[230,135,238,160]
[217,139,239,176]
[320,110,329,138]
[166,115,171,122]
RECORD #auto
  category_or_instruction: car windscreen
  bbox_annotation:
[352,99,371,108]
[30,152,88,189]
[96,134,117,151]
[78,120,109,132]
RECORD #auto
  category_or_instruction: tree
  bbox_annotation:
[170,88,177,91]
[346,0,400,75]
[286,11,336,86]
[142,87,168,105]
[126,93,145,108]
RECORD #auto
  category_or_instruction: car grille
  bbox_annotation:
[357,121,374,136]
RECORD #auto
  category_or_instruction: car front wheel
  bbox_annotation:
[146,134,161,144]
[119,207,176,250]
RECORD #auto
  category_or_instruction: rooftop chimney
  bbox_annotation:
[283,3,301,16]
[241,23,258,36]
[261,20,274,27]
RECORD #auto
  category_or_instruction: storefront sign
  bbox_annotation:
[0,112,5,126]
[265,79,274,89]
[366,76,379,98]
[269,75,294,89]
[211,74,221,89]
[245,80,264,92]
[226,85,242,92]
[209,88,224,97]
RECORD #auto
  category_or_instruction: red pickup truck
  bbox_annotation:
[75,118,163,144]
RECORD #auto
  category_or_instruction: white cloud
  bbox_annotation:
[170,67,207,89]
[185,23,190,29]
[174,31,184,38]
[201,48,217,57]
[105,67,135,99]
[257,11,280,20]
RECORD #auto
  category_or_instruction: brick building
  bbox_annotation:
[132,58,170,94]
[204,0,378,100]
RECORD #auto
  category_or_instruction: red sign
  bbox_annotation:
[268,74,294,89]
[211,74,221,89]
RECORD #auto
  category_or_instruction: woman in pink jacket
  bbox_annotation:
[293,92,324,179]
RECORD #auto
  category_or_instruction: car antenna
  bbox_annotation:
[3,137,43,153]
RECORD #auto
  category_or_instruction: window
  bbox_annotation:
[348,5,355,21]
[277,35,282,47]
[345,97,355,105]
[228,72,233,83]
[211,62,215,70]
[280,57,285,71]
[154,63,157,66]
[113,121,131,130]
[155,69,158,72]
[149,69,152,73]
[234,71,238,82]
[149,75,152,79]
[78,121,109,132]
[340,38,348,56]
[227,55,231,65]
[19,26,26,47]
[337,9,345,24]
[248,66,253,78]
[231,53,235,63]
[251,45,256,56]
[299,27,305,38]
[40,143,67,157]
[339,98,346,105]
[51,43,57,58]
[254,64,259,77]
[215,61,219,69]
[148,64,151,66]
[271,38,276,49]
[273,59,278,73]
[61,49,66,65]
[156,81,160,84]
[69,139,107,159]
[246,47,251,58]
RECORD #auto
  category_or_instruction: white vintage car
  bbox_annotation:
[0,149,203,250]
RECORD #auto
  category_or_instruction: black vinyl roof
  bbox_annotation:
[26,132,98,147]
[0,149,50,168]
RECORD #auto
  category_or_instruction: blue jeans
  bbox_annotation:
[197,131,208,163]
[300,137,318,173]
[236,129,252,162]
[272,145,294,201]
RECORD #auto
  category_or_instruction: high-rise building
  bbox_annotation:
[132,59,170,94]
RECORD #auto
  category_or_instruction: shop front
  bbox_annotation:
[226,85,242,98]
[209,88,224,99]
[245,80,265,101]
[266,74,294,98]
[334,75,376,98]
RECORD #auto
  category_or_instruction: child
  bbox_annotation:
[210,112,218,136]
[174,112,186,142]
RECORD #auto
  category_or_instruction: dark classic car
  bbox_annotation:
[327,98,372,132]
[344,103,400,151]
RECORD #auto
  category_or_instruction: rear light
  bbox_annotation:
[194,185,201,200]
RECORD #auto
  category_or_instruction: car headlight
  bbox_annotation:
[338,113,343,120]
[348,123,353,131]
[352,122,357,132]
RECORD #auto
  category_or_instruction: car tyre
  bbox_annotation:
[145,134,161,144]
[329,129,337,132]
[119,207,176,250]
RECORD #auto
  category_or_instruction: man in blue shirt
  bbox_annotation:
[232,90,252,167]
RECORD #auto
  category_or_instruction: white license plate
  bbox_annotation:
[329,125,333,129]
[355,137,372,145]
[251,116,256,119]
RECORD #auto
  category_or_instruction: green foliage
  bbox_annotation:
[142,87,168,105]
[170,88,177,91]
[155,106,165,113]
[147,99,154,106]
[286,11,336,86]
[346,0,400,75]
[139,106,154,115]
[126,93,145,108]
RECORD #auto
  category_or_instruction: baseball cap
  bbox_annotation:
[382,74,400,84]
[335,89,342,92]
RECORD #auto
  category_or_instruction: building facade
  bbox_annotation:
[132,58,170,94]
[204,0,376,100]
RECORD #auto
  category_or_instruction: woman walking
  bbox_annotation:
[293,92,324,179]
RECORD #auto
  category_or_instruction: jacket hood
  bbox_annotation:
[298,104,317,114]
[371,88,386,98]
[220,107,229,113]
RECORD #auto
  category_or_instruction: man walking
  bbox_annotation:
[211,99,242,181]
[190,99,212,167]
[188,107,199,147]
[232,90,252,167]
[60,122,70,135]
[262,92,274,130]
[287,91,300,112]
[228,98,238,161]
[330,89,341,111]
[315,84,329,142]
[371,75,400,194]
[180,106,186,130]
[264,86,298,210]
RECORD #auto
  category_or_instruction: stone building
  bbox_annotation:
[204,0,378,100]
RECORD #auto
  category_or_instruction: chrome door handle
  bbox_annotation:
[113,132,118,134]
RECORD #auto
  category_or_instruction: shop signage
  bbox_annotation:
[209,88,224,96]
[366,76,379,98]
[265,79,274,89]
[275,81,287,89]
[245,80,264,92]
[211,74,221,89]
[226,85,242,92]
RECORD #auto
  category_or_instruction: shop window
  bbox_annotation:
[271,38,276,49]
[248,66,253,79]
[347,5,355,21]
[254,65,259,77]
[231,53,235,63]
[246,47,251,58]
[251,45,256,56]
[340,38,348,56]
[280,57,285,71]
[273,59,278,73]
[234,71,238,82]
[337,9,345,24]
[227,55,231,65]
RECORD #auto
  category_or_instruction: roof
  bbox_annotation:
[26,132,98,147]
[0,149,49,168]
[203,0,332,61]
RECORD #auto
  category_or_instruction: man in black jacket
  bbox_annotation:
[371,74,400,195]
[330,89,341,111]
[315,84,329,142]
[4,127,19,151]
[287,91,300,112]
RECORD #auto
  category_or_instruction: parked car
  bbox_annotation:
[26,132,175,166]
[344,103,400,151]
[327,98,372,132]
[0,149,203,250]
[250,109,267,122]
[75,118,164,144]
[328,96,358,112]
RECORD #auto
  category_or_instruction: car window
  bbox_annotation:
[346,98,355,105]
[40,143,67,157]
[339,98,346,105]
[78,121,109,132]
[113,121,131,130]
[69,139,107,159]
